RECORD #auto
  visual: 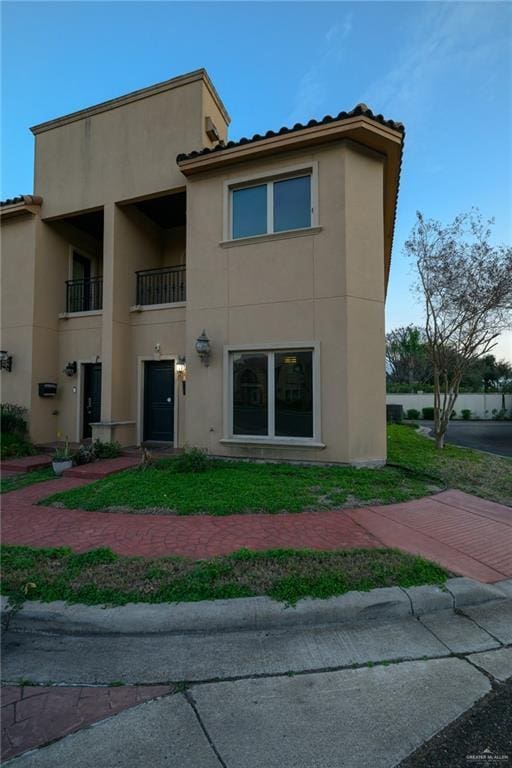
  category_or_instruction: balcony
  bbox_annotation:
[136,265,186,307]
[66,277,103,313]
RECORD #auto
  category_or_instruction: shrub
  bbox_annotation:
[92,440,122,459]
[492,408,507,421]
[1,433,35,459]
[461,409,472,420]
[73,444,97,465]
[0,403,29,437]
[406,409,421,420]
[167,446,209,473]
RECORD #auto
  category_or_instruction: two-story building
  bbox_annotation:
[0,68,404,465]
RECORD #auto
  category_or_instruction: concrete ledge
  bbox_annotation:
[445,577,510,607]
[402,584,454,615]
[2,579,508,637]
[494,579,512,599]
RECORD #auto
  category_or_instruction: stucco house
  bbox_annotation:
[0,69,404,465]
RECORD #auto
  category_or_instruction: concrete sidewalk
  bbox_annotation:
[3,648,511,767]
[2,587,512,766]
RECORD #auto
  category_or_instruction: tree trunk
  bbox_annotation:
[435,431,445,449]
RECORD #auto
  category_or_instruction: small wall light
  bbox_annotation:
[195,330,211,367]
[0,351,13,372]
[176,356,187,376]
[176,356,187,395]
[63,361,77,377]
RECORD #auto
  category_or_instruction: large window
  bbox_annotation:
[231,348,315,440]
[231,173,312,240]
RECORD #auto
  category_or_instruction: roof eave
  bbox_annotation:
[177,117,404,292]
[0,195,42,220]
[30,69,231,135]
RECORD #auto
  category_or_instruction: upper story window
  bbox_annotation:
[230,171,313,240]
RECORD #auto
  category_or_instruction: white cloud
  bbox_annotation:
[288,15,353,124]
[362,3,509,127]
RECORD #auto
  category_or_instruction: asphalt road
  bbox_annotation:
[400,680,512,767]
[423,420,512,457]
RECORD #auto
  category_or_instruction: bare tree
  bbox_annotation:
[405,210,512,448]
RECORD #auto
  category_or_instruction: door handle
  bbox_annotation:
[166,397,172,403]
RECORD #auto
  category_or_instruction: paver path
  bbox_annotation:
[1,476,511,581]
[1,685,174,761]
[63,456,140,479]
[1,455,52,473]
[347,489,512,583]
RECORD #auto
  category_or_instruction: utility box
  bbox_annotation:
[386,404,403,423]
[38,382,57,398]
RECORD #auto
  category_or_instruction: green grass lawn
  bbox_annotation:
[387,424,512,506]
[12,425,509,515]
[1,467,55,495]
[41,453,436,515]
[0,545,448,606]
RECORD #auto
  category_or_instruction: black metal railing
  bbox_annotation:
[66,277,103,313]
[136,265,186,306]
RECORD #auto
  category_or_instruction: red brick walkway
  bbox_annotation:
[63,456,140,480]
[1,476,511,582]
[1,684,174,761]
[347,489,512,583]
[1,455,52,473]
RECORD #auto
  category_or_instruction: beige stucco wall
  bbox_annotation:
[163,227,186,267]
[201,85,229,146]
[0,212,107,444]
[184,141,386,464]
[34,76,229,219]
[3,74,388,461]
[129,307,186,446]
[95,203,186,445]
[57,315,102,442]
[0,215,36,414]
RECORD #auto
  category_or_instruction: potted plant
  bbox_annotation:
[52,436,73,476]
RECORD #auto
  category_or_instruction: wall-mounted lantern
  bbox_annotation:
[195,330,211,367]
[0,351,13,372]
[63,361,77,377]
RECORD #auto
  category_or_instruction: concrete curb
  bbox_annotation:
[2,578,511,636]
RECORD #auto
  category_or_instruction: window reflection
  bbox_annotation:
[275,351,313,437]
[233,353,268,435]
[273,176,311,232]
[232,185,267,239]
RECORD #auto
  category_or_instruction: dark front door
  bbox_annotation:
[83,363,102,439]
[144,360,174,442]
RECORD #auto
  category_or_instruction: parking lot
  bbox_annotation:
[424,420,512,457]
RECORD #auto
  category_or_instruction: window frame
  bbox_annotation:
[223,162,319,243]
[223,341,322,447]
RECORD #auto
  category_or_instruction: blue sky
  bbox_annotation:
[2,1,511,359]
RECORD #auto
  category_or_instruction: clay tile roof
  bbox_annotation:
[0,194,42,208]
[176,103,404,163]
